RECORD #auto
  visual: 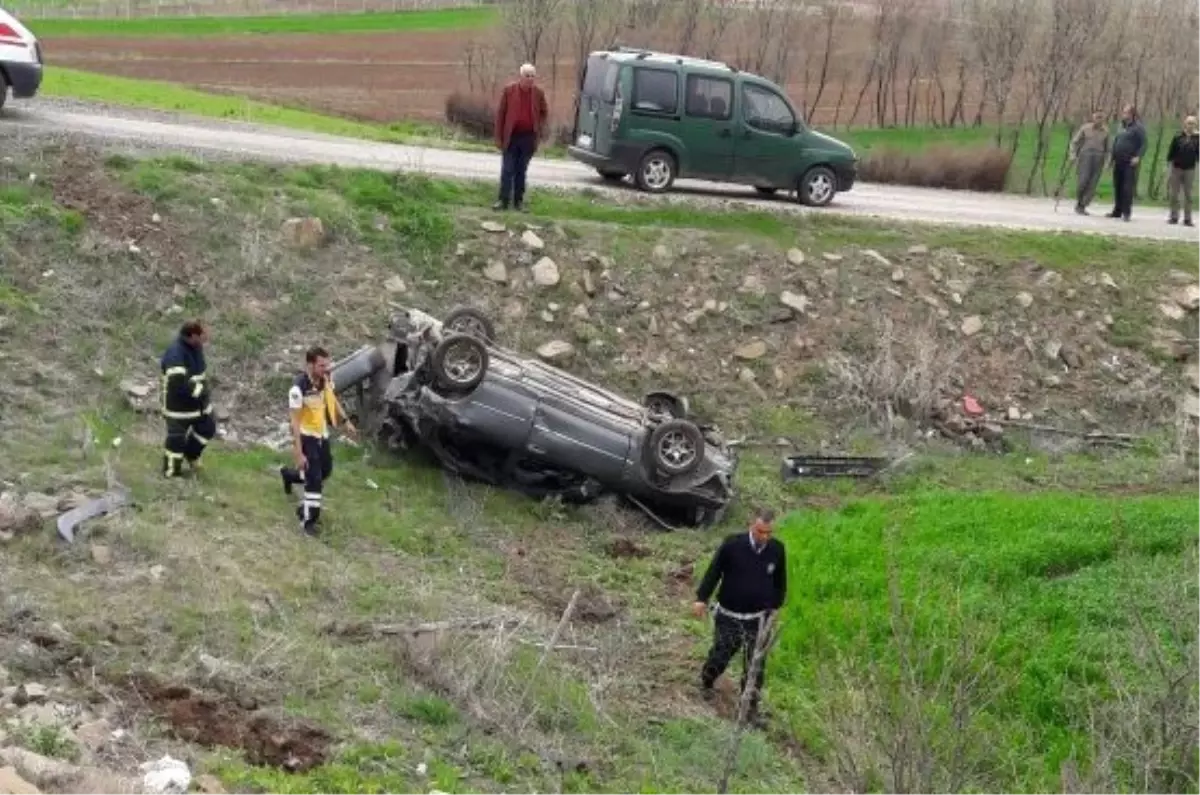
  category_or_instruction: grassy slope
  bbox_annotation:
[0,149,1196,793]
[24,6,497,36]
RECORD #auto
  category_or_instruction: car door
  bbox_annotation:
[681,72,736,181]
[526,387,633,483]
[732,80,805,189]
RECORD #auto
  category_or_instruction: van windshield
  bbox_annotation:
[581,55,619,102]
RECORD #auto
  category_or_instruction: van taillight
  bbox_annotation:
[610,87,623,134]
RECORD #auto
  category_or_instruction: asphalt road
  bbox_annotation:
[4,102,1198,243]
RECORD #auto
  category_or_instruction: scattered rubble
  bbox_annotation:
[482,261,508,283]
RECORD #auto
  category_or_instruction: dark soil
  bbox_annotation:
[116,673,333,772]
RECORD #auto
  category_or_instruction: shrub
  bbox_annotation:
[445,91,495,140]
[860,145,1014,192]
[444,91,572,147]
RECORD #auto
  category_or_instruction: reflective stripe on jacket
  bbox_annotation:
[288,372,344,438]
[160,336,210,420]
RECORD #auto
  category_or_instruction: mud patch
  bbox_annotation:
[116,673,332,772]
[605,537,650,559]
[542,583,620,625]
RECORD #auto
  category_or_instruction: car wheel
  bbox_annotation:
[634,149,676,193]
[798,166,837,207]
[443,305,496,342]
[597,168,627,183]
[431,333,489,393]
[754,186,779,196]
[645,419,705,477]
[0,72,8,111]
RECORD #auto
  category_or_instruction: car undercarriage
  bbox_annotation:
[330,305,738,529]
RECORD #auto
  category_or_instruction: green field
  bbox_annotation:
[24,5,497,37]
[770,492,1198,791]
[40,67,494,151]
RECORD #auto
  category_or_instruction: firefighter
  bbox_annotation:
[159,320,216,478]
[279,345,357,536]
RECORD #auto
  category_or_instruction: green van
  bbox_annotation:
[567,48,858,206]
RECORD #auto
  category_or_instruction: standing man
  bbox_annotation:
[692,507,787,727]
[493,63,549,212]
[1109,104,1147,222]
[1070,110,1109,215]
[1166,115,1198,227]
[279,346,357,537]
[160,320,215,478]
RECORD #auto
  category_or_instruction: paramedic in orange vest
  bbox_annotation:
[279,345,357,536]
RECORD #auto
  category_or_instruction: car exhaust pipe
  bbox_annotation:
[331,344,386,393]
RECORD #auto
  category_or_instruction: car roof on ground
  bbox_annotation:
[593,48,737,75]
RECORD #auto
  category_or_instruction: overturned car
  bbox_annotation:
[330,305,737,528]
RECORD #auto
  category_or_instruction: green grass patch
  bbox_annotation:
[28,6,497,37]
[766,491,1198,791]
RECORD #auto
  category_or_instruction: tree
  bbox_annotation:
[965,0,1035,144]
[1022,0,1113,194]
[502,0,566,65]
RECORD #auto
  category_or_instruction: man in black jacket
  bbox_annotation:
[1108,104,1147,222]
[1166,115,1198,226]
[692,507,787,724]
[159,320,216,478]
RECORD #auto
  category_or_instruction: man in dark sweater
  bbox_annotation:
[692,507,787,724]
[1108,104,1147,222]
[1166,115,1198,226]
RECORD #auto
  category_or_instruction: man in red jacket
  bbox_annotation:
[493,63,549,212]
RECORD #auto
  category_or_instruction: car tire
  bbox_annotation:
[754,186,779,196]
[634,149,676,194]
[797,165,837,207]
[0,72,8,111]
[597,168,627,183]
[443,305,496,342]
[645,418,705,478]
[431,333,489,393]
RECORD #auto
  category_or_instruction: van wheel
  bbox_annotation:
[635,150,676,193]
[597,169,627,183]
[0,72,8,111]
[798,166,837,207]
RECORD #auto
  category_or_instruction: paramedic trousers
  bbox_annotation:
[281,435,334,528]
[163,413,216,478]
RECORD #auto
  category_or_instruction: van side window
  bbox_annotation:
[742,84,795,135]
[582,56,617,102]
[685,75,733,121]
[632,68,679,114]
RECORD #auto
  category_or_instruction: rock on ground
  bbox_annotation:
[279,217,326,248]
[531,257,560,287]
[536,340,575,364]
[0,766,39,795]
[960,316,984,336]
[521,230,544,251]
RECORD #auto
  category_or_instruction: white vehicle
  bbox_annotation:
[0,6,43,111]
